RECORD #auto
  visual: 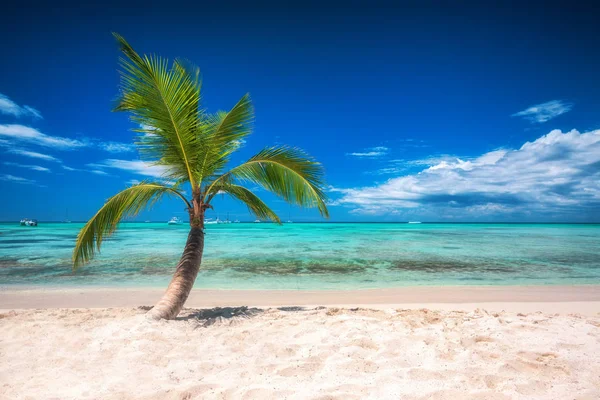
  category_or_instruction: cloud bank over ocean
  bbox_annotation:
[332,129,600,220]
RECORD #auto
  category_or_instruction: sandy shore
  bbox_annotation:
[0,305,599,399]
[2,285,600,315]
[1,286,599,399]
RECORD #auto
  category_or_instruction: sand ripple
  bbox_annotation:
[1,307,599,399]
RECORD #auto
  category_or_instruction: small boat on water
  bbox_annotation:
[254,219,261,223]
[167,217,182,225]
[408,221,422,224]
[20,218,38,227]
[220,213,232,224]
[233,220,240,223]
[204,218,218,225]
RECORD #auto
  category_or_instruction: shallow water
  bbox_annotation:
[0,222,599,289]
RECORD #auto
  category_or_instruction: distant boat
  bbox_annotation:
[167,217,182,225]
[233,220,240,223]
[408,221,422,224]
[204,218,218,225]
[64,209,71,223]
[254,219,261,223]
[286,210,293,223]
[20,218,38,227]
[145,220,151,223]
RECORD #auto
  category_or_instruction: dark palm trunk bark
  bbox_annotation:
[148,226,205,320]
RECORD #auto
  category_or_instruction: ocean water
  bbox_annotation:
[0,222,599,289]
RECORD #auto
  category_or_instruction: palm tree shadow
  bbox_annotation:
[177,306,265,327]
[277,306,310,312]
[174,305,315,327]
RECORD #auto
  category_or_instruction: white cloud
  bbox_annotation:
[371,155,465,175]
[127,179,141,185]
[0,174,36,184]
[88,159,167,178]
[347,146,389,158]
[0,124,86,149]
[512,100,573,123]
[0,93,42,119]
[3,162,50,172]
[8,149,61,162]
[90,170,109,176]
[333,129,600,218]
[98,142,135,153]
[61,164,115,176]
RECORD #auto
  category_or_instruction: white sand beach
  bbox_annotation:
[1,286,600,399]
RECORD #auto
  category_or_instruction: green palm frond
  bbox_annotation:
[73,183,189,268]
[213,184,280,223]
[206,146,329,218]
[197,93,254,182]
[112,33,201,188]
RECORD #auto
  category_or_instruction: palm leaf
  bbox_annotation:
[206,146,329,217]
[214,184,280,223]
[197,93,254,182]
[73,183,189,268]
[112,33,201,187]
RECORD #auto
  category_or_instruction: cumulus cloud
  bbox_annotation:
[8,149,61,162]
[333,129,600,218]
[347,146,389,158]
[0,124,86,149]
[87,159,168,178]
[3,162,50,172]
[371,155,464,175]
[0,93,42,119]
[512,100,573,123]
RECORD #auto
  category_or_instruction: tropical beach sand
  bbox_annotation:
[1,286,600,399]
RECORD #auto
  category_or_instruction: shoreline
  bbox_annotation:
[2,284,600,315]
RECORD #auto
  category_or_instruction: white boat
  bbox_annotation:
[408,221,422,224]
[221,213,232,224]
[254,219,261,223]
[167,217,182,225]
[204,218,218,225]
[20,218,38,227]
[233,220,240,223]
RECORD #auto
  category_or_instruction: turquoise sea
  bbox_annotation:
[0,222,599,289]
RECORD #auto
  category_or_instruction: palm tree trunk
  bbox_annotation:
[148,226,205,320]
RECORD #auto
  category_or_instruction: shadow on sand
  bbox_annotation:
[172,305,316,327]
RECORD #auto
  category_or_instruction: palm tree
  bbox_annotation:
[72,34,329,320]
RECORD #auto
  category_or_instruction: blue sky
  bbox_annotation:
[1,1,599,222]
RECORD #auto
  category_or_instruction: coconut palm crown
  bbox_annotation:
[72,34,329,320]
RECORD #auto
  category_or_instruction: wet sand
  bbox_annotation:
[2,285,600,315]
